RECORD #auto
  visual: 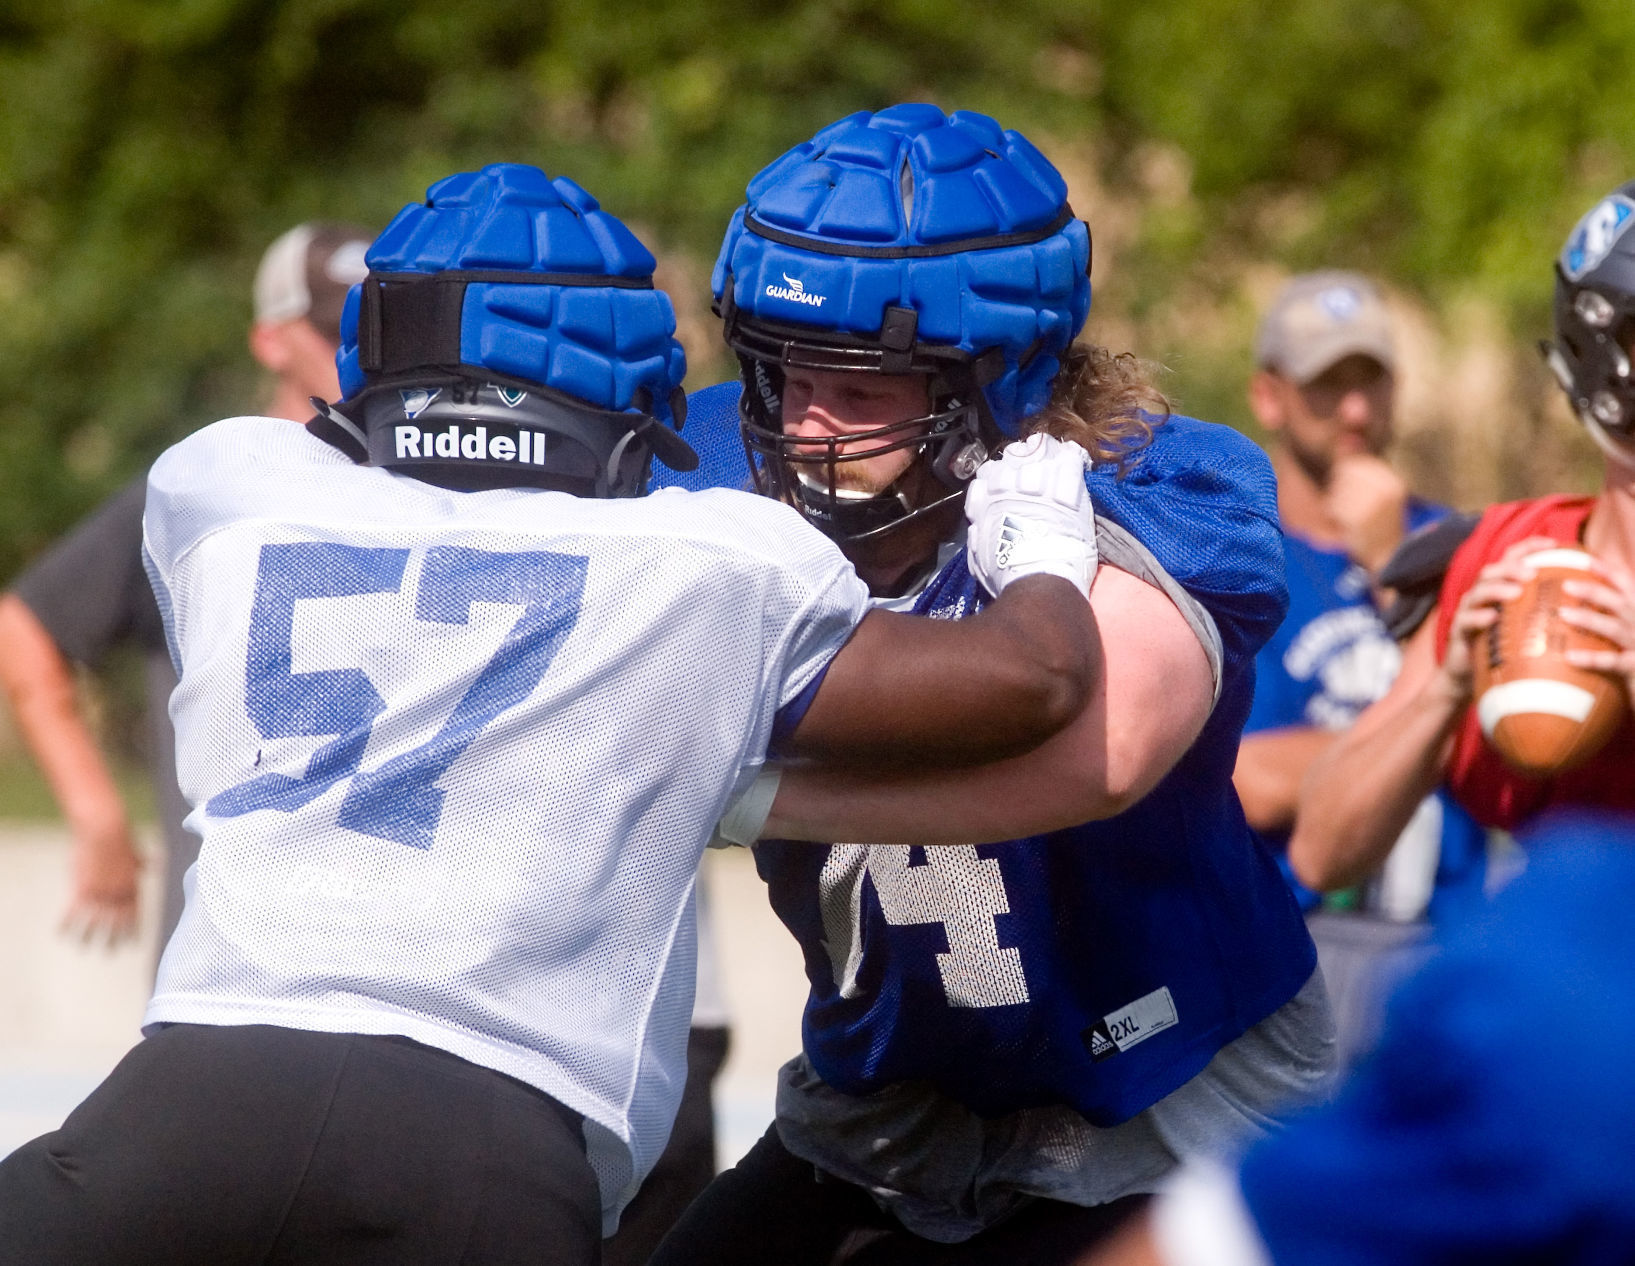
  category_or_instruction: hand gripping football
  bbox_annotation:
[1473,548,1629,775]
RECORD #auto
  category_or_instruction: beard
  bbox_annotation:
[1288,436,1334,490]
[793,448,918,499]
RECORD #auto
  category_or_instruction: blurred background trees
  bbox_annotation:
[2,0,1633,578]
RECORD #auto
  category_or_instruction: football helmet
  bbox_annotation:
[326,163,693,496]
[713,104,1091,542]
[1544,181,1635,445]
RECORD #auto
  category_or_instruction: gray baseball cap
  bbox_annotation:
[253,222,373,342]
[1254,271,1395,384]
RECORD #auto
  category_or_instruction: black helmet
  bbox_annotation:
[1544,181,1635,438]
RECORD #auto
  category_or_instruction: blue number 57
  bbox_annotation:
[208,541,588,850]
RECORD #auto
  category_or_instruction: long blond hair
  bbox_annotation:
[1024,343,1167,467]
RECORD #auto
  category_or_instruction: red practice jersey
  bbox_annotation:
[1435,495,1635,828]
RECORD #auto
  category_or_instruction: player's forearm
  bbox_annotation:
[1286,679,1464,891]
[1232,727,1338,833]
[765,760,1100,846]
[787,574,1098,767]
[767,699,1134,846]
[0,595,131,838]
[961,573,1101,744]
[773,568,1212,842]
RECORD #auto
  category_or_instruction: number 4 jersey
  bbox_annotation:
[140,416,868,1229]
[755,414,1318,1128]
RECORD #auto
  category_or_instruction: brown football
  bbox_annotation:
[1472,548,1629,775]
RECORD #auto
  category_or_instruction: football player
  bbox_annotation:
[1289,181,1635,887]
[650,106,1334,1266]
[0,163,1105,1266]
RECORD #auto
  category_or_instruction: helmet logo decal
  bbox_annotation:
[399,387,442,419]
[496,387,528,408]
[765,273,826,308]
[1563,195,1635,282]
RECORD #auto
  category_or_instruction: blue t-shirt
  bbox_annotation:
[1239,811,1635,1265]
[1245,508,1486,917]
[681,385,1316,1125]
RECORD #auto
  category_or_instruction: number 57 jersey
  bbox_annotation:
[141,416,868,1226]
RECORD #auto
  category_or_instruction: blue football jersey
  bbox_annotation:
[718,391,1318,1125]
[650,381,751,494]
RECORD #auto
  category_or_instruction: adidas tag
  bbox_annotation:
[1084,1025,1117,1061]
[1081,986,1178,1062]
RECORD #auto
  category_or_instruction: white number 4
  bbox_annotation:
[818,844,1030,1008]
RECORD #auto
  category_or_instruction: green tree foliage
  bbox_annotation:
[2,0,1633,575]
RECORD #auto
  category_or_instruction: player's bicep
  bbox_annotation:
[762,569,1210,844]
[1087,565,1214,808]
[975,571,1211,826]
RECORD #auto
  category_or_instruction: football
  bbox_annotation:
[1473,548,1629,775]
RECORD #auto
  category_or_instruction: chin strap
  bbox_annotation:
[306,398,370,462]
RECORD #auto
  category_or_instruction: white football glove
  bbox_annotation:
[965,433,1097,597]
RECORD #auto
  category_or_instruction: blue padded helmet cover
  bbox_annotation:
[712,105,1091,435]
[338,163,687,424]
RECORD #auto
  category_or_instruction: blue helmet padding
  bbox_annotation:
[713,105,1091,435]
[337,164,686,424]
[649,381,752,492]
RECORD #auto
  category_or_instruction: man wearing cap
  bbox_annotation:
[1233,271,1487,1065]
[0,222,372,956]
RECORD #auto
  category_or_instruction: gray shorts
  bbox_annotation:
[774,969,1337,1243]
[1306,910,1429,1070]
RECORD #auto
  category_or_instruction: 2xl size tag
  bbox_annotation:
[1082,986,1178,1063]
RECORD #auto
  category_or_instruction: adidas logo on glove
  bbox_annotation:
[966,435,1098,598]
[995,515,1050,570]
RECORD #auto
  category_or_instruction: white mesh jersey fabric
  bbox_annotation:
[140,416,867,1229]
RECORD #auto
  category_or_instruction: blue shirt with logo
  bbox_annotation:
[1245,507,1486,916]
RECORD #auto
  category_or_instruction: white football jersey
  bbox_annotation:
[141,416,867,1228]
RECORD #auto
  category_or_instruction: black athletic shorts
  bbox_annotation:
[603,1025,730,1266]
[650,1124,1148,1266]
[0,1023,601,1266]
